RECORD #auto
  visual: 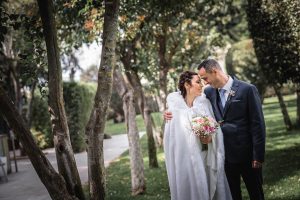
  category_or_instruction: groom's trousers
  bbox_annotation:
[225,161,264,200]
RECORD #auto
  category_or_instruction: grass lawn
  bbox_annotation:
[104,112,164,136]
[258,94,300,200]
[105,94,300,200]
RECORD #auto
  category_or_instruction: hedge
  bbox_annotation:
[31,82,96,152]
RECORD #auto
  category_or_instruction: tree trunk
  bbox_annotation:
[37,1,85,199]
[143,106,159,167]
[113,69,145,195]
[120,35,159,167]
[296,84,300,127]
[0,86,78,200]
[273,85,292,130]
[84,1,119,199]
[156,33,169,112]
[124,70,159,168]
[130,79,159,168]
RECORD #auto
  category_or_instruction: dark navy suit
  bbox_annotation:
[204,77,266,200]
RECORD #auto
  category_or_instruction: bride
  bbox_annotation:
[164,71,232,200]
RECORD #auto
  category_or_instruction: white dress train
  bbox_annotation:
[164,92,232,200]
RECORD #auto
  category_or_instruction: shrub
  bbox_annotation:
[63,82,96,153]
[31,93,53,148]
[31,82,96,152]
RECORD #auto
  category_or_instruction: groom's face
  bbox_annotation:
[198,68,219,88]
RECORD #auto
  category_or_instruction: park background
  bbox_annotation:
[0,0,299,200]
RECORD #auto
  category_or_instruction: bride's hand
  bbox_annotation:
[199,135,212,144]
[163,111,173,121]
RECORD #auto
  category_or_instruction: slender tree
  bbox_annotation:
[125,68,159,168]
[84,0,120,199]
[113,68,145,195]
[118,10,159,167]
[273,85,293,130]
[36,0,84,199]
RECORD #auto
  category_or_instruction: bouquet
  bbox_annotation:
[190,115,220,151]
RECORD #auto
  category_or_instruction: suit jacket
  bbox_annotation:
[204,77,266,163]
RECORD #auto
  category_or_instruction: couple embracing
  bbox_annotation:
[164,59,266,200]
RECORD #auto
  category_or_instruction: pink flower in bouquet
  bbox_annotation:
[191,116,219,137]
[190,115,219,151]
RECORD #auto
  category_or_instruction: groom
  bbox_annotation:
[165,59,266,200]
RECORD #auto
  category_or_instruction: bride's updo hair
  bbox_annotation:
[178,71,198,98]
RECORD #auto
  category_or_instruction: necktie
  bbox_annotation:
[219,88,226,108]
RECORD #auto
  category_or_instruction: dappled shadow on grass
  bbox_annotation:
[263,98,296,107]
[264,144,300,185]
[266,123,286,137]
[263,142,300,200]
[265,118,297,138]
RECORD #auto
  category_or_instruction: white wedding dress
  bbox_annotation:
[164,92,232,200]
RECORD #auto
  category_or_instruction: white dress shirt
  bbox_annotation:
[219,76,234,101]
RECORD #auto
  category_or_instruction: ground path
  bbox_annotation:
[0,132,145,200]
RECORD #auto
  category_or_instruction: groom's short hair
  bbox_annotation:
[197,59,222,72]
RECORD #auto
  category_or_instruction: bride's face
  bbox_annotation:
[186,75,203,97]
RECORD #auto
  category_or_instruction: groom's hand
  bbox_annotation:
[163,111,173,121]
[252,160,263,168]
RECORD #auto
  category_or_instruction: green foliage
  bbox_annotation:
[31,82,96,151]
[0,0,47,108]
[31,93,53,148]
[198,0,249,43]
[0,0,8,50]
[31,128,49,149]
[63,82,96,153]
[226,39,268,97]
[117,0,251,97]
[246,0,300,84]
[55,0,103,52]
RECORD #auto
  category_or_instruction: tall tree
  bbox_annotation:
[119,34,159,167]
[36,0,85,199]
[118,4,160,166]
[113,68,145,195]
[123,66,159,168]
[84,0,120,199]
[246,0,300,126]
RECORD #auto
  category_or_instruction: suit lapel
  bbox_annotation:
[223,78,240,118]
